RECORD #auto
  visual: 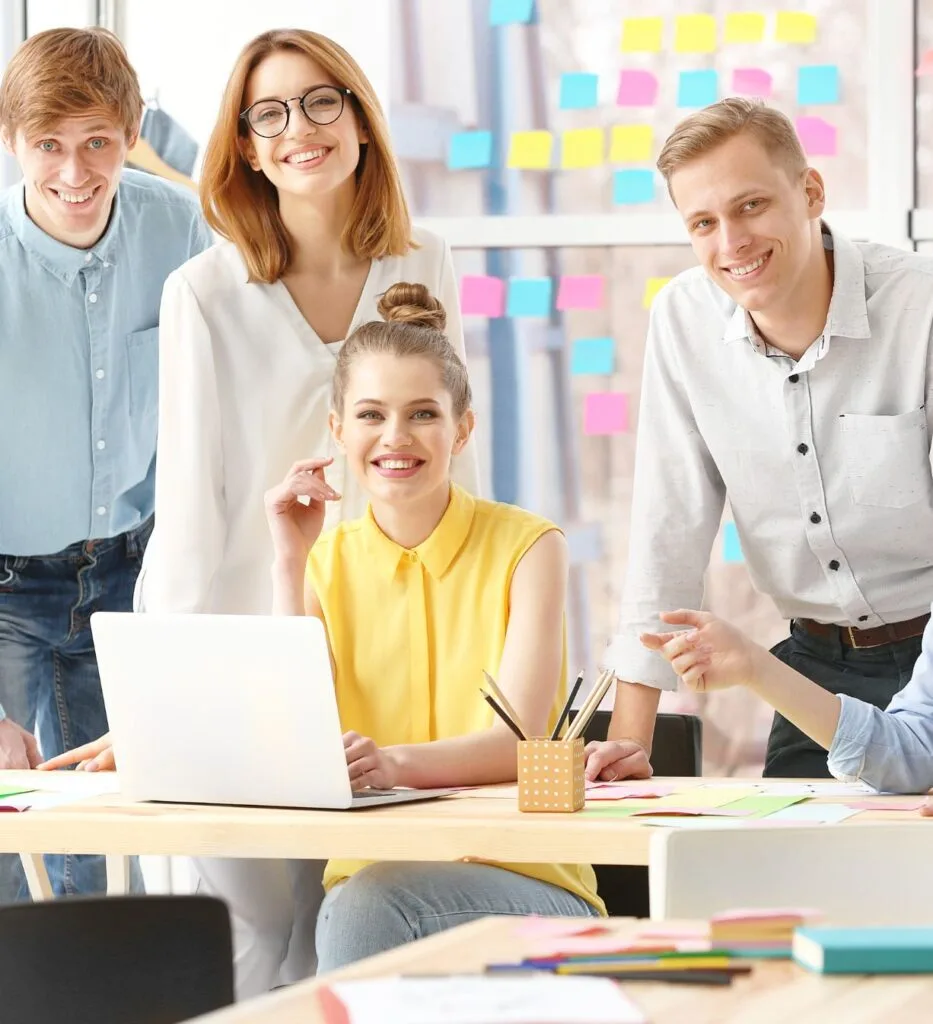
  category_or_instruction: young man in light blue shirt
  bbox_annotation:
[0,27,212,899]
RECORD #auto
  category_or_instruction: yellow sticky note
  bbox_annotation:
[724,12,766,43]
[507,130,553,170]
[775,11,817,44]
[642,277,671,308]
[675,14,716,53]
[609,125,653,163]
[561,127,604,169]
[654,786,756,809]
[621,16,663,53]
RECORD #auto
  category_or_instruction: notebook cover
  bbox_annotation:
[793,927,933,974]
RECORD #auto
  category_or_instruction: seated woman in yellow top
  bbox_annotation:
[264,281,603,971]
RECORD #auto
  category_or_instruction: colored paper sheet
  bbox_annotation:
[559,72,598,110]
[642,276,671,308]
[724,12,765,44]
[629,807,754,818]
[448,130,493,170]
[507,277,552,317]
[713,908,820,924]
[675,14,716,53]
[460,275,505,317]
[583,392,628,435]
[717,794,808,817]
[585,783,677,801]
[0,785,36,799]
[571,338,615,376]
[654,786,757,809]
[639,817,747,830]
[613,170,655,205]
[917,49,933,76]
[732,68,773,98]
[765,802,860,824]
[556,275,604,311]
[795,116,837,156]
[723,521,744,563]
[514,917,610,939]
[678,69,718,108]
[846,799,926,811]
[775,11,817,44]
[616,70,659,107]
[621,16,662,53]
[489,0,535,27]
[561,127,604,169]
[797,64,839,105]
[507,130,553,169]
[610,125,653,163]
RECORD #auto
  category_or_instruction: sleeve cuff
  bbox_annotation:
[600,633,679,692]
[826,693,873,784]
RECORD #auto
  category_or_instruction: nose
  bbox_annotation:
[58,152,92,188]
[719,218,752,258]
[283,99,318,139]
[382,417,413,448]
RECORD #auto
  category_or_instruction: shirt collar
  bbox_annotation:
[362,484,476,581]
[7,181,122,284]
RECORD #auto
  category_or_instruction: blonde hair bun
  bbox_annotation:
[378,282,447,332]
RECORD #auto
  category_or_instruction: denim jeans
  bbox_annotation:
[315,862,601,974]
[764,620,924,778]
[0,517,152,900]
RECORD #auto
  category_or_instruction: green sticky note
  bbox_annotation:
[720,794,809,817]
[0,785,37,799]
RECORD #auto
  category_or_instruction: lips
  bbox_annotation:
[50,185,100,206]
[371,457,424,470]
[724,250,772,278]
[283,146,331,166]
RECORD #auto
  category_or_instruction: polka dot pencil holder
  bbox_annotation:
[517,738,586,813]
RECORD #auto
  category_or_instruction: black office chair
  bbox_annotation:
[0,894,234,1024]
[570,709,703,918]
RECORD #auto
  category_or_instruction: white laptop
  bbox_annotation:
[90,611,455,810]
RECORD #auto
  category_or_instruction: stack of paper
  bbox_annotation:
[710,908,823,952]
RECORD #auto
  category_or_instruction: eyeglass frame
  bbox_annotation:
[239,85,354,138]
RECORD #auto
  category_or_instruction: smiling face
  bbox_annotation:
[670,132,825,315]
[239,48,367,205]
[4,113,132,247]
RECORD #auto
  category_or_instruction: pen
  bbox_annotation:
[550,670,584,740]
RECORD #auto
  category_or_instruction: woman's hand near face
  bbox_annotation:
[343,731,400,791]
[264,458,341,564]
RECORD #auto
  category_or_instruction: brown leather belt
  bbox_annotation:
[794,614,930,649]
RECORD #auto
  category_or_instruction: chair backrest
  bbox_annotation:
[649,825,933,924]
[572,710,703,777]
[0,894,234,1024]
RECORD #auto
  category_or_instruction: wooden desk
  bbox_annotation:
[189,916,933,1024]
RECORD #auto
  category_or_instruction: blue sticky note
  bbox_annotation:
[507,277,552,317]
[571,338,616,375]
[723,522,744,563]
[797,65,839,105]
[559,73,599,110]
[490,0,535,26]
[677,69,718,108]
[613,170,655,205]
[448,131,493,170]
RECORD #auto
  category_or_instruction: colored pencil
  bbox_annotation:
[550,670,584,740]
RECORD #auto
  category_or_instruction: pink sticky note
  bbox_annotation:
[630,806,753,817]
[514,917,609,939]
[586,784,677,801]
[795,116,837,156]
[711,907,821,924]
[556,275,604,311]
[459,275,505,317]
[732,68,773,98]
[583,393,628,435]
[616,69,659,106]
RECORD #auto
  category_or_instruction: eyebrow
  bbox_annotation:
[684,189,767,221]
[353,398,442,408]
[248,83,333,105]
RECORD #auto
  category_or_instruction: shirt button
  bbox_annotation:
[828,559,840,571]
[809,512,821,524]
[788,374,799,383]
[95,369,105,379]
[89,293,98,303]
[796,443,809,455]
[96,440,106,450]
[102,261,110,268]
[84,253,93,263]
[96,505,107,516]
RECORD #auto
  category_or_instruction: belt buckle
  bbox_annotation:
[845,625,864,649]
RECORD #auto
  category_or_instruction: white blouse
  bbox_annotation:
[136,226,480,615]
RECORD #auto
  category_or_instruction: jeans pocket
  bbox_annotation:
[0,555,28,590]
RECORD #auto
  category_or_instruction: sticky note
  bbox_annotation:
[654,786,757,809]
[507,130,553,169]
[610,125,653,163]
[489,0,535,27]
[707,794,808,817]
[724,12,765,43]
[559,72,598,110]
[460,275,505,317]
[447,131,493,170]
[616,70,659,107]
[583,393,628,435]
[797,65,839,105]
[507,277,552,317]
[731,68,772,98]
[766,803,860,824]
[677,69,718,108]
[795,116,837,156]
[561,127,604,169]
[556,275,604,311]
[675,14,716,53]
[571,338,615,376]
[723,521,744,563]
[642,277,670,308]
[775,11,817,44]
[613,170,654,205]
[621,16,662,53]
[917,49,933,76]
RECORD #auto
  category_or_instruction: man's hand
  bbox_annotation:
[0,719,40,770]
[922,791,933,817]
[584,739,653,782]
[37,732,115,772]
[343,731,400,791]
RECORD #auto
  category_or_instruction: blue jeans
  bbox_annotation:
[0,518,152,900]
[315,862,600,974]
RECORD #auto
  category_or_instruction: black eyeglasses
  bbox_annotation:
[240,85,353,139]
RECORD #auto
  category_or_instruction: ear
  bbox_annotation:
[329,409,345,449]
[237,133,262,172]
[452,409,475,454]
[803,168,826,221]
[1,127,14,156]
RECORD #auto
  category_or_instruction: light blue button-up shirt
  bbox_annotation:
[0,169,213,555]
[829,606,933,792]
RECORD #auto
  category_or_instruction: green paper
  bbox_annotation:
[0,786,37,799]
[715,794,808,817]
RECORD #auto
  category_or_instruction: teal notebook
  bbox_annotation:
[793,927,933,974]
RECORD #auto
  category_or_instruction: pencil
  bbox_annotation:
[550,670,584,740]
[482,670,529,739]
[480,689,526,740]
[566,669,615,741]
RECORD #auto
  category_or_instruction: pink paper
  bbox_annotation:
[795,116,837,156]
[586,784,676,801]
[616,69,659,106]
[556,275,604,311]
[629,807,753,817]
[513,917,610,939]
[731,68,773,98]
[711,907,821,924]
[583,392,628,435]
[459,275,505,317]
[845,799,926,811]
[529,935,709,957]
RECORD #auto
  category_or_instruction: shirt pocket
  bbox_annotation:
[126,326,159,421]
[841,408,930,509]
